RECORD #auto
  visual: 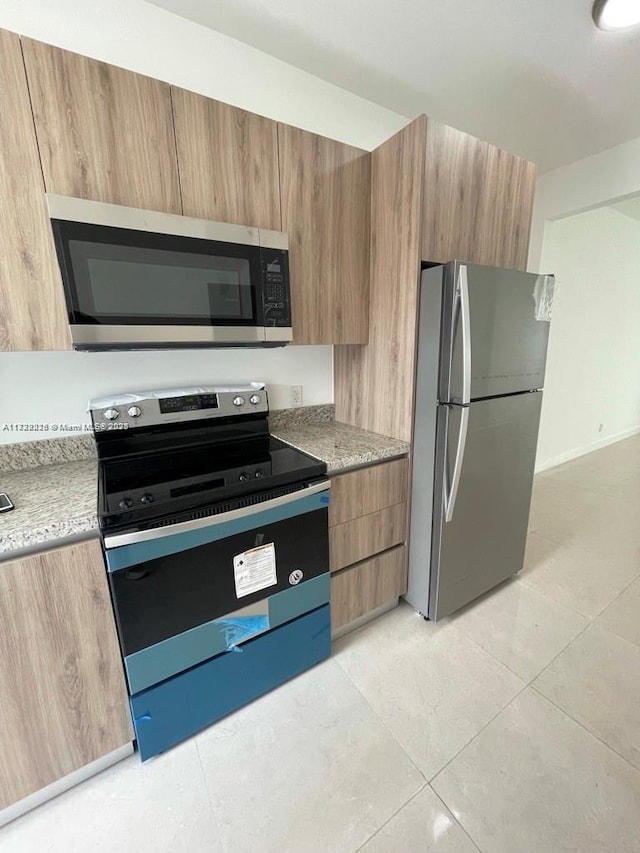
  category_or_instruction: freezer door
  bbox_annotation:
[429,391,542,621]
[442,262,553,402]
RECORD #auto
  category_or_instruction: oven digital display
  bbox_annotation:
[159,394,218,413]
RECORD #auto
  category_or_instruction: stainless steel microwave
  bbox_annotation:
[47,195,292,350]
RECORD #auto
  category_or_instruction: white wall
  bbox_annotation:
[535,206,640,470]
[0,348,333,443]
[0,0,408,443]
[529,134,640,273]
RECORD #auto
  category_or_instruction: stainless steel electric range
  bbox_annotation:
[90,384,331,760]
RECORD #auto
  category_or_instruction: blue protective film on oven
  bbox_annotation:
[219,615,269,651]
[124,572,330,694]
[130,603,331,761]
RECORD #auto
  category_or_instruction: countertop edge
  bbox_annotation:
[0,528,99,563]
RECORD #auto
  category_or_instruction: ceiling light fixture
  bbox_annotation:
[593,0,640,30]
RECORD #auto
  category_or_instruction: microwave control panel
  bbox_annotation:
[262,248,291,327]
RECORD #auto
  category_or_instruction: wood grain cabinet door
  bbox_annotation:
[22,38,181,213]
[476,146,536,271]
[331,545,407,633]
[278,124,371,344]
[172,88,281,230]
[422,119,489,265]
[0,540,133,809]
[0,29,70,351]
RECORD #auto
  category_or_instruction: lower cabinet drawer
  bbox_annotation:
[331,546,407,632]
[329,503,407,571]
[130,605,331,761]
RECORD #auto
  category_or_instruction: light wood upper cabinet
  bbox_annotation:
[278,124,371,344]
[22,38,181,213]
[476,146,536,270]
[0,29,70,351]
[172,88,281,230]
[0,539,132,809]
[422,120,488,265]
[421,118,536,271]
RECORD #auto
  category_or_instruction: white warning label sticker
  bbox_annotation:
[233,543,277,598]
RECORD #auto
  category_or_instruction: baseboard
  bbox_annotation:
[535,425,640,473]
[0,742,133,828]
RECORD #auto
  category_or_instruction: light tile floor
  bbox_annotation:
[2,435,639,852]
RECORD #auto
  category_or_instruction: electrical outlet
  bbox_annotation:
[598,423,604,433]
[291,385,303,407]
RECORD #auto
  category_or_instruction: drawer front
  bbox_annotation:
[331,546,407,632]
[329,458,408,527]
[131,604,331,761]
[125,573,330,694]
[330,502,407,572]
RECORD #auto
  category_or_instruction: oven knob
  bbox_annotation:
[127,405,142,418]
[119,497,133,510]
[254,469,264,478]
[250,394,261,405]
[239,472,251,482]
[140,493,154,504]
[104,408,120,421]
[233,396,245,407]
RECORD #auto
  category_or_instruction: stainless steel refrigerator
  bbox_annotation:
[406,261,554,622]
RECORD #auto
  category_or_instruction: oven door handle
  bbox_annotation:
[103,480,331,549]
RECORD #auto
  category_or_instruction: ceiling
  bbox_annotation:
[610,196,640,219]
[148,0,640,171]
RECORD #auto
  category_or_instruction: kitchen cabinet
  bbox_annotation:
[172,88,281,230]
[22,38,181,213]
[278,124,371,344]
[0,539,133,810]
[329,457,409,526]
[476,145,536,270]
[422,118,536,270]
[329,458,409,634]
[331,546,407,633]
[0,29,70,351]
[335,115,537,444]
[330,503,407,572]
[422,121,488,265]
[334,116,427,441]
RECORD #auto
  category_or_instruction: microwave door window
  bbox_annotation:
[67,240,257,324]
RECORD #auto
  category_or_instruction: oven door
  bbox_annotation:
[49,202,269,349]
[103,481,331,695]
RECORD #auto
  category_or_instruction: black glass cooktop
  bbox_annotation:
[98,433,326,532]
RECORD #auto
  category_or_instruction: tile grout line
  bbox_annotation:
[429,786,485,853]
[333,655,429,785]
[429,597,601,792]
[529,684,640,778]
[428,680,530,788]
[352,782,429,853]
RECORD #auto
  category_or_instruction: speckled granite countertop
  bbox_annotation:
[0,406,409,560]
[272,418,409,474]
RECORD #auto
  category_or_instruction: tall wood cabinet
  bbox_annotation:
[335,115,537,443]
[0,539,132,810]
[0,29,70,351]
[278,124,371,344]
[422,118,535,270]
[172,88,281,230]
[22,38,181,213]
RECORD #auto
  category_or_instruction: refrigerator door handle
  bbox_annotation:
[459,264,471,405]
[445,405,469,523]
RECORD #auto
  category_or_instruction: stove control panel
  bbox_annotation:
[108,460,272,512]
[90,384,268,432]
